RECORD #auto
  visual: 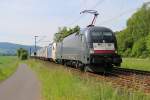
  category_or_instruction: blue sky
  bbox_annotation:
[0,0,149,46]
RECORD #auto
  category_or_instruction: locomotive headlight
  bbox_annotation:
[90,49,94,54]
[115,50,118,53]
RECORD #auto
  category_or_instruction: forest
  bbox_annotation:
[116,3,150,58]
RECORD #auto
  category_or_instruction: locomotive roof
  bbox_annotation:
[84,26,113,32]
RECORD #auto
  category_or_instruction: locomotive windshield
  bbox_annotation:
[90,31,114,43]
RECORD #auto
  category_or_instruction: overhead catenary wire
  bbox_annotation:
[90,0,106,9]
[65,0,87,27]
[34,35,52,47]
[99,7,139,25]
[106,5,149,32]
[38,41,51,43]
[67,14,84,26]
[98,0,145,29]
[84,0,144,30]
[37,35,47,43]
[81,0,88,10]
[65,0,146,32]
[67,0,107,27]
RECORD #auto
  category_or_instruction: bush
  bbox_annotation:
[131,38,146,57]
[21,51,28,60]
[146,32,150,54]
[17,48,28,60]
[123,48,132,57]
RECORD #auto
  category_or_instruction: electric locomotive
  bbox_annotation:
[58,25,122,72]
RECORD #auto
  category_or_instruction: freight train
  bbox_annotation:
[31,26,122,72]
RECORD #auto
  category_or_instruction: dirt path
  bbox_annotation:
[0,64,40,100]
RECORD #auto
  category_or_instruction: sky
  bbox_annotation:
[0,0,149,46]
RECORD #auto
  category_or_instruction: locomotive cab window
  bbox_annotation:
[103,32,114,43]
[90,31,103,43]
[90,30,114,43]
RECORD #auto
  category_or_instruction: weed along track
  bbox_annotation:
[35,59,150,94]
[108,68,150,93]
[32,60,150,94]
[28,59,150,99]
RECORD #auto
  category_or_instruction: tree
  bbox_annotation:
[131,38,146,57]
[54,26,80,42]
[17,48,28,60]
[116,2,150,57]
[146,32,150,54]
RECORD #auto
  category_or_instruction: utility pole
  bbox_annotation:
[34,36,38,56]
[30,48,31,57]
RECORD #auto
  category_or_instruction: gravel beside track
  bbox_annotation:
[57,63,150,93]
[109,68,150,93]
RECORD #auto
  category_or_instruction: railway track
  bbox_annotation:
[65,65,150,94]
[113,67,150,76]
[35,59,150,94]
[109,67,150,93]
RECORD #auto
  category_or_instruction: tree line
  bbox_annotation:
[116,3,150,58]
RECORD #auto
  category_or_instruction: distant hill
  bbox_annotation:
[0,42,40,55]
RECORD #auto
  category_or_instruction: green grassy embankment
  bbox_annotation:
[27,59,150,100]
[121,58,150,71]
[0,56,19,81]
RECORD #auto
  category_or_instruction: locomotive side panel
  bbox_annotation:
[62,33,82,61]
[55,42,62,60]
[47,45,52,59]
[52,43,57,61]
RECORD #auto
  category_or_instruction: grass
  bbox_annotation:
[0,56,19,81]
[121,58,150,71]
[27,59,150,100]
